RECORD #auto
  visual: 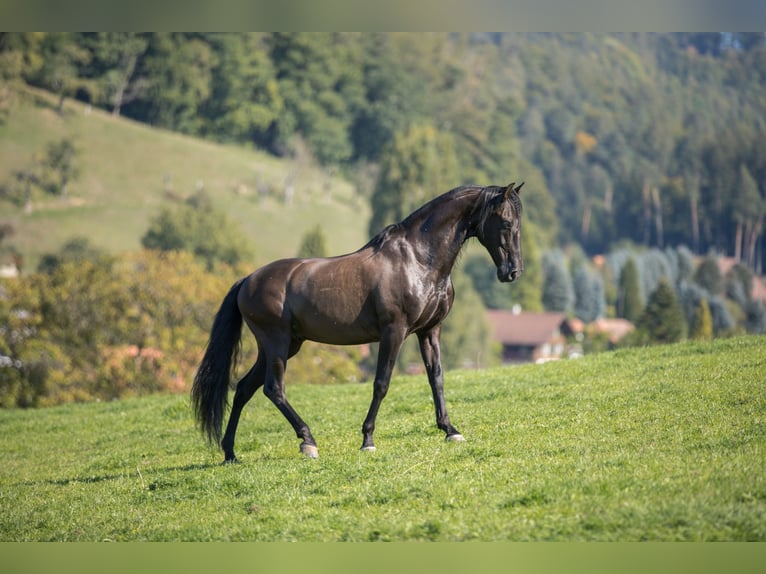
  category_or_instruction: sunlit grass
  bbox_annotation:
[0,335,764,541]
[0,86,368,270]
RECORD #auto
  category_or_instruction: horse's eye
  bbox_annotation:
[502,221,513,230]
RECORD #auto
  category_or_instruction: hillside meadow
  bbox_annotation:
[0,87,369,270]
[0,335,764,542]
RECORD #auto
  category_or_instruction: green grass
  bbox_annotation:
[1,335,764,541]
[0,87,369,269]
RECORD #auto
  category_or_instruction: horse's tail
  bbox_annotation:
[191,277,246,446]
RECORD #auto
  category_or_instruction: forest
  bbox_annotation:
[3,32,766,262]
[1,32,766,407]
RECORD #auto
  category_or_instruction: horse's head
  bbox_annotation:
[477,182,524,283]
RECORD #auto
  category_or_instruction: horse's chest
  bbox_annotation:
[403,277,453,331]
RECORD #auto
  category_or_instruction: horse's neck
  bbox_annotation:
[405,191,479,276]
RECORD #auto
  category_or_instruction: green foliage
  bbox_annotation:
[617,257,643,322]
[541,250,573,312]
[1,336,764,540]
[6,32,766,270]
[0,250,235,407]
[573,264,605,323]
[296,225,328,258]
[368,123,460,235]
[694,255,724,295]
[439,267,497,370]
[1,136,80,209]
[286,343,365,385]
[690,298,713,341]
[141,191,254,270]
[637,278,687,344]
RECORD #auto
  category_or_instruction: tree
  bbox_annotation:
[267,33,364,164]
[733,164,762,263]
[573,265,605,323]
[439,267,496,370]
[693,255,723,295]
[617,257,642,322]
[541,250,574,312]
[637,278,686,343]
[368,124,460,235]
[745,300,766,334]
[2,138,80,210]
[202,33,282,145]
[79,33,149,116]
[296,225,328,258]
[141,191,254,270]
[126,33,214,135]
[40,138,80,200]
[37,236,106,274]
[33,33,90,113]
[689,298,713,341]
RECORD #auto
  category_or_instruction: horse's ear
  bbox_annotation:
[514,182,525,194]
[504,182,516,201]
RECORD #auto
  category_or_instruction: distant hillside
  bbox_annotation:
[0,86,369,271]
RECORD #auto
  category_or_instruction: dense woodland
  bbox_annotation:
[3,32,766,264]
[2,32,766,407]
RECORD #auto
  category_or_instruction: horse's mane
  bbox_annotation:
[363,184,519,252]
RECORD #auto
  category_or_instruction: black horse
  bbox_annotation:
[192,182,524,461]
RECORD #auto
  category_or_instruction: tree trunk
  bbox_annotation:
[581,201,592,240]
[652,186,664,249]
[690,193,700,253]
[642,181,652,245]
[111,53,138,117]
[747,217,764,270]
[735,221,743,262]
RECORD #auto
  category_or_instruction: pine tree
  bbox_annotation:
[694,255,723,295]
[618,257,642,322]
[637,277,686,343]
[689,298,713,341]
[541,250,573,312]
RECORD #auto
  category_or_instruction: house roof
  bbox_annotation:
[588,317,635,343]
[486,310,569,346]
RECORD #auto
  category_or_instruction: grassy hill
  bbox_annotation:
[0,87,369,271]
[1,335,764,541]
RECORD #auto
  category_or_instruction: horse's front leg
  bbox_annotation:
[361,325,406,451]
[418,327,464,442]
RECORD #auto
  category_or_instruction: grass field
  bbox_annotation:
[1,335,764,541]
[0,87,369,270]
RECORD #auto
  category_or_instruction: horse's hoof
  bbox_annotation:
[360,445,376,452]
[446,433,465,442]
[222,457,240,465]
[300,443,319,459]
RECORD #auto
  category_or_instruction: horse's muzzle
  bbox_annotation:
[497,265,520,283]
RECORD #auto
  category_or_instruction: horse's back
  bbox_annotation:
[238,253,383,345]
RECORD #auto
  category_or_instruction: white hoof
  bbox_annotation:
[360,445,376,452]
[300,443,319,458]
[446,434,465,442]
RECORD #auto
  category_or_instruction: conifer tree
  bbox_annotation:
[689,298,713,341]
[637,277,686,343]
[541,250,573,312]
[617,257,642,322]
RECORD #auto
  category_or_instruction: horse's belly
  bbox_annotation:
[289,284,381,345]
[293,303,381,345]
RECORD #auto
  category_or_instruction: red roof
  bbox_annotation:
[486,310,568,346]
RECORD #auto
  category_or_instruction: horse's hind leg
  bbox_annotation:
[262,338,318,458]
[418,327,463,442]
[221,355,266,463]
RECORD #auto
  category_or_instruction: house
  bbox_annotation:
[486,309,575,364]
[587,317,635,345]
